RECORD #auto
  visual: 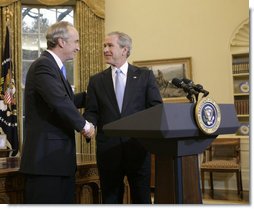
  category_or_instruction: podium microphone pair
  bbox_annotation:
[172,78,209,97]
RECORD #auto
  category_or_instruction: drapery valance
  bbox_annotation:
[0,0,105,19]
[39,1,105,18]
[81,0,104,19]
[38,1,105,19]
[0,0,18,6]
[37,0,69,5]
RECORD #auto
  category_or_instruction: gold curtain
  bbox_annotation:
[75,0,105,153]
[0,0,18,7]
[81,0,105,19]
[37,0,69,5]
[75,0,105,92]
[0,1,22,151]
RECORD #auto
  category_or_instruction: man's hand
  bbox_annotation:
[81,122,95,139]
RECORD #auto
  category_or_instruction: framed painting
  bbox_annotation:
[133,57,192,103]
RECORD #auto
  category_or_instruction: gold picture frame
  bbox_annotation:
[133,57,192,103]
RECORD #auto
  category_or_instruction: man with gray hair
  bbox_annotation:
[20,21,94,203]
[84,31,162,203]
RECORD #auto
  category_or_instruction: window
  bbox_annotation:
[21,6,74,140]
[22,6,74,86]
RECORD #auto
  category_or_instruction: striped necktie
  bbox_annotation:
[115,69,125,112]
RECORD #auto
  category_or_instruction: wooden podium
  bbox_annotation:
[103,103,239,204]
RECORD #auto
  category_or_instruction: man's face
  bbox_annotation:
[103,34,127,67]
[62,26,80,61]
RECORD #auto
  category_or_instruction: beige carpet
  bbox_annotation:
[202,199,249,205]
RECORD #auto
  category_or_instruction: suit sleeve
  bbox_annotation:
[34,61,86,132]
[146,70,163,107]
[74,91,87,108]
[83,75,99,126]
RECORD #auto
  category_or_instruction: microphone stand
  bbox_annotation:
[195,92,199,102]
[186,93,194,103]
[186,92,199,103]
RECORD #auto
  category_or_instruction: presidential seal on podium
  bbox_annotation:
[195,97,221,134]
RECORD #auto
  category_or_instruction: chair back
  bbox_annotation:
[210,138,240,164]
[202,138,241,168]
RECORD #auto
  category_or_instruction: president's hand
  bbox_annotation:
[81,122,95,139]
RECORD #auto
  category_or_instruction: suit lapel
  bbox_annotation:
[122,65,139,113]
[102,68,119,111]
[41,51,74,100]
[63,78,74,99]
[102,65,140,114]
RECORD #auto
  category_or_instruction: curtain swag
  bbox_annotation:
[0,0,104,19]
[37,0,69,5]
[0,0,18,6]
[81,0,105,19]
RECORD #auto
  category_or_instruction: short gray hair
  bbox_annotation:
[107,31,132,57]
[46,21,74,49]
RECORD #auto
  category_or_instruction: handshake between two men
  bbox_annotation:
[81,121,95,139]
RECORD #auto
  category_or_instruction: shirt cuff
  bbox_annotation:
[83,120,91,133]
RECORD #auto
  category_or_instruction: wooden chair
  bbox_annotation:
[200,138,243,198]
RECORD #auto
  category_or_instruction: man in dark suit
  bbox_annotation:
[19,21,94,204]
[84,31,162,203]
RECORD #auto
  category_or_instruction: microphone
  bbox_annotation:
[171,78,199,95]
[182,78,209,97]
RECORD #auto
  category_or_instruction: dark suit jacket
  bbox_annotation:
[20,51,86,176]
[84,64,162,170]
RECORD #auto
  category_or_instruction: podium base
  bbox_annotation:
[154,155,202,204]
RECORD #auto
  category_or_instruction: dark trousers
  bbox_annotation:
[24,174,75,204]
[99,167,151,204]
